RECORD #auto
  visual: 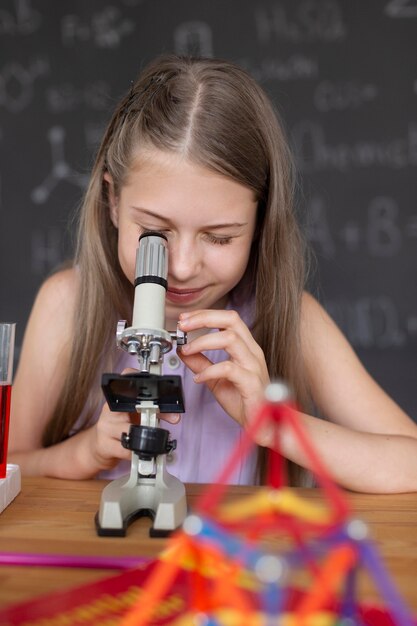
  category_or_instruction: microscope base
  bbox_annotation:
[95,458,187,537]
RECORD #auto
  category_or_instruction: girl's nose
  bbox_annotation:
[168,237,203,283]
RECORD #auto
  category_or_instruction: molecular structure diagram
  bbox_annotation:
[31,126,88,204]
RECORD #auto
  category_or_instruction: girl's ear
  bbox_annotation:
[103,172,119,228]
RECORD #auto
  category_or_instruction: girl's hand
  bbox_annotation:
[90,403,133,471]
[177,309,271,445]
[90,367,182,472]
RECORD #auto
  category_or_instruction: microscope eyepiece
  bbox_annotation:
[135,232,168,290]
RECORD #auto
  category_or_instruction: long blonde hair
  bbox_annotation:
[43,55,310,483]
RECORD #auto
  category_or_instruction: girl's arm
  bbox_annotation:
[8,269,131,478]
[177,297,417,493]
[290,292,417,492]
[280,410,417,493]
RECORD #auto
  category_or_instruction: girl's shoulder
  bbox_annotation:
[29,266,80,345]
[300,291,334,333]
[12,267,80,430]
[299,290,347,367]
[35,266,79,312]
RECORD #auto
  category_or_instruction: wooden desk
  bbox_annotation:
[0,477,416,612]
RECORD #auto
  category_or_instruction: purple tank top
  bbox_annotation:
[89,296,259,485]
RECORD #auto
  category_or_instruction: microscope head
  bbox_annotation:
[116,232,186,372]
[102,231,186,414]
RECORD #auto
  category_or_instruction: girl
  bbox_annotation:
[8,55,417,492]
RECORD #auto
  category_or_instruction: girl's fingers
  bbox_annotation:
[160,413,182,424]
[180,350,264,405]
[177,351,214,386]
[192,359,261,392]
[180,328,254,364]
[184,357,267,433]
[120,367,141,375]
[108,441,131,460]
[180,331,268,386]
[179,309,254,342]
[180,317,264,366]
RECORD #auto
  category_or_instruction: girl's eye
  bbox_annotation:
[205,234,233,245]
[140,226,170,236]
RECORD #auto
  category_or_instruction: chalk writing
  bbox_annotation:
[174,21,213,57]
[306,195,410,257]
[0,58,49,113]
[368,197,402,257]
[0,0,41,35]
[239,55,318,82]
[255,0,346,44]
[46,80,111,112]
[314,81,378,112]
[61,7,135,48]
[0,0,415,417]
[293,121,417,172]
[326,296,406,348]
[31,126,89,204]
[385,0,417,18]
[305,195,336,257]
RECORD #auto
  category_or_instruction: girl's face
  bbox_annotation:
[106,149,257,327]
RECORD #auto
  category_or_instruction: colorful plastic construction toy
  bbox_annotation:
[119,382,415,626]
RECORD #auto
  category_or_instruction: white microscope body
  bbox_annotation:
[96,232,187,537]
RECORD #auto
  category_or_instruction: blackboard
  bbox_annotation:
[0,0,416,417]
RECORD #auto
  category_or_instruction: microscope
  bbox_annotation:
[95,232,187,537]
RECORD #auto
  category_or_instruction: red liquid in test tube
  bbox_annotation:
[0,323,15,480]
[0,384,12,478]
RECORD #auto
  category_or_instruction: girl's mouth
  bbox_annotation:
[166,286,206,305]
